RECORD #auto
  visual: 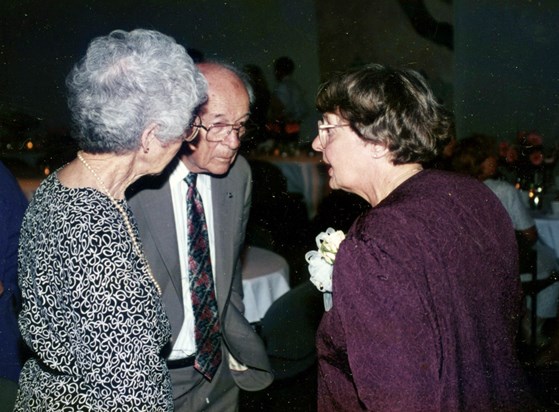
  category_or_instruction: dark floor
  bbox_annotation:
[526,365,559,411]
[239,365,317,412]
[519,319,559,411]
[241,362,559,412]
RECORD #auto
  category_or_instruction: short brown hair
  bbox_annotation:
[316,64,453,165]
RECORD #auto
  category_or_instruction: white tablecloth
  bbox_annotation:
[241,246,290,323]
[526,216,559,318]
[534,215,559,260]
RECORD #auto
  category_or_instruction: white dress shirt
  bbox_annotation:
[484,178,534,231]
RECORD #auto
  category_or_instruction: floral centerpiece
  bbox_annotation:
[498,131,557,207]
[305,228,345,311]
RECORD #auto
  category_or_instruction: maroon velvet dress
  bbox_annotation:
[316,169,535,411]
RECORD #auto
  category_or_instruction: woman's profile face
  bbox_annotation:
[312,112,370,196]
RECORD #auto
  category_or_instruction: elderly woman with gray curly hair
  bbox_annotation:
[15,29,207,410]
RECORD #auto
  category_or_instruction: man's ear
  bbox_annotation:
[140,123,159,153]
[186,141,198,153]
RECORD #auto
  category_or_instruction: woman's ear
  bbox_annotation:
[369,142,389,159]
[140,123,159,153]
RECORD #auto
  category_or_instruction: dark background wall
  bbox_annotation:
[316,0,453,107]
[0,0,320,140]
[2,0,559,145]
[319,0,559,144]
[454,0,559,142]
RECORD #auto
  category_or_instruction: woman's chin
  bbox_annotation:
[328,178,339,191]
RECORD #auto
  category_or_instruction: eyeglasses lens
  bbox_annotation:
[207,124,247,142]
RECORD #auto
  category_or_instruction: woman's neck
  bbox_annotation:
[369,163,423,206]
[61,151,138,199]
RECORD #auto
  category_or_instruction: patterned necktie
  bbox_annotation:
[185,173,222,380]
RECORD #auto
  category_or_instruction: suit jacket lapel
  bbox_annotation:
[137,180,183,303]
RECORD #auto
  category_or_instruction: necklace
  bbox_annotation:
[77,151,162,295]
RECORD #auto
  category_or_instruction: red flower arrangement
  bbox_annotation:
[499,131,557,191]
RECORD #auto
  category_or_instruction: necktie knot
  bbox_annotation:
[185,172,197,188]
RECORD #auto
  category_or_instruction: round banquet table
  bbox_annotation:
[534,215,559,261]
[241,246,290,323]
[526,215,559,318]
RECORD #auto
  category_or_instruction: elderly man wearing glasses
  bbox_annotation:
[127,62,273,411]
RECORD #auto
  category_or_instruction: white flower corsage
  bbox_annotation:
[305,227,345,311]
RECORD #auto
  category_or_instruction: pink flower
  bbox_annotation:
[527,132,543,146]
[517,130,543,147]
[530,151,544,166]
[498,141,510,158]
[505,146,518,163]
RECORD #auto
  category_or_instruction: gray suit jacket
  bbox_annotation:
[127,155,273,392]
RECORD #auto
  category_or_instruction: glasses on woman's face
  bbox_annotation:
[189,115,250,143]
[317,119,350,148]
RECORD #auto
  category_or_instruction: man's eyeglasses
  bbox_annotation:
[184,125,200,142]
[189,116,251,143]
[317,120,350,147]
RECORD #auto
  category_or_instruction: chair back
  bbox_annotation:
[259,281,323,379]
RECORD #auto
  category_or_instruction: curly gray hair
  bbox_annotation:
[66,29,207,153]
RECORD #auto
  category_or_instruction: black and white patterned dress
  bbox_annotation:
[14,172,173,411]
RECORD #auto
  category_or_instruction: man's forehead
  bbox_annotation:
[200,110,249,121]
[196,63,249,118]
[198,63,239,85]
[200,88,249,119]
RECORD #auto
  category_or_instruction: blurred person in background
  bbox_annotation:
[243,63,271,132]
[0,160,28,411]
[452,134,537,248]
[268,56,308,142]
[241,63,272,153]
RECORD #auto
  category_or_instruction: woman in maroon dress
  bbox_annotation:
[311,64,535,411]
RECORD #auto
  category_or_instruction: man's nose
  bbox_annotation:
[223,128,241,149]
